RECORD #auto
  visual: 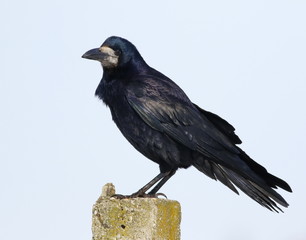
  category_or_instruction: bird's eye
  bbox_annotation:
[114,50,121,56]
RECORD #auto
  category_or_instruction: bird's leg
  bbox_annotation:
[112,171,173,199]
[148,170,176,195]
[130,172,168,198]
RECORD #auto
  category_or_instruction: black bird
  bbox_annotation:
[82,36,292,212]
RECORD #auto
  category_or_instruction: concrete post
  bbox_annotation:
[92,183,181,240]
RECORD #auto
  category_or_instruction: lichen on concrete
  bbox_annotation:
[92,183,181,240]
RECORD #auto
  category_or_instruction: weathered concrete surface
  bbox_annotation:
[92,183,181,240]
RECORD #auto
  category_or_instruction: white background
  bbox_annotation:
[1,1,305,239]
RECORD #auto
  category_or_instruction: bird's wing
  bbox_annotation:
[126,77,290,211]
[125,77,250,173]
[193,104,242,144]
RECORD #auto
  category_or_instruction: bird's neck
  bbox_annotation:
[104,59,149,80]
[96,57,150,105]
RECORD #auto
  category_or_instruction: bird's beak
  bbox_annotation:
[82,46,119,68]
[82,48,104,61]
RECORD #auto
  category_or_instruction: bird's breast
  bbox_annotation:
[96,77,192,169]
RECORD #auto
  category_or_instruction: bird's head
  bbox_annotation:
[82,36,145,72]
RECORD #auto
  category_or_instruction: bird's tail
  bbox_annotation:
[193,149,292,212]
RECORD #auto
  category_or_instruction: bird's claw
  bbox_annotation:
[151,192,168,198]
[111,194,129,199]
[111,192,167,199]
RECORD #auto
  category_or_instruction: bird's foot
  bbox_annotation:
[111,194,131,199]
[132,192,167,198]
[111,192,167,199]
[148,192,168,199]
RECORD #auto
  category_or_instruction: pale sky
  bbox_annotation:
[1,1,306,239]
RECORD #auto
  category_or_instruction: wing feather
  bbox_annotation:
[125,76,289,211]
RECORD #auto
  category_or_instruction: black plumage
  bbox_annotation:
[82,36,292,212]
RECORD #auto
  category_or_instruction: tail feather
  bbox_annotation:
[221,166,287,212]
[193,159,239,195]
[193,103,291,211]
[237,147,292,192]
[193,154,291,212]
